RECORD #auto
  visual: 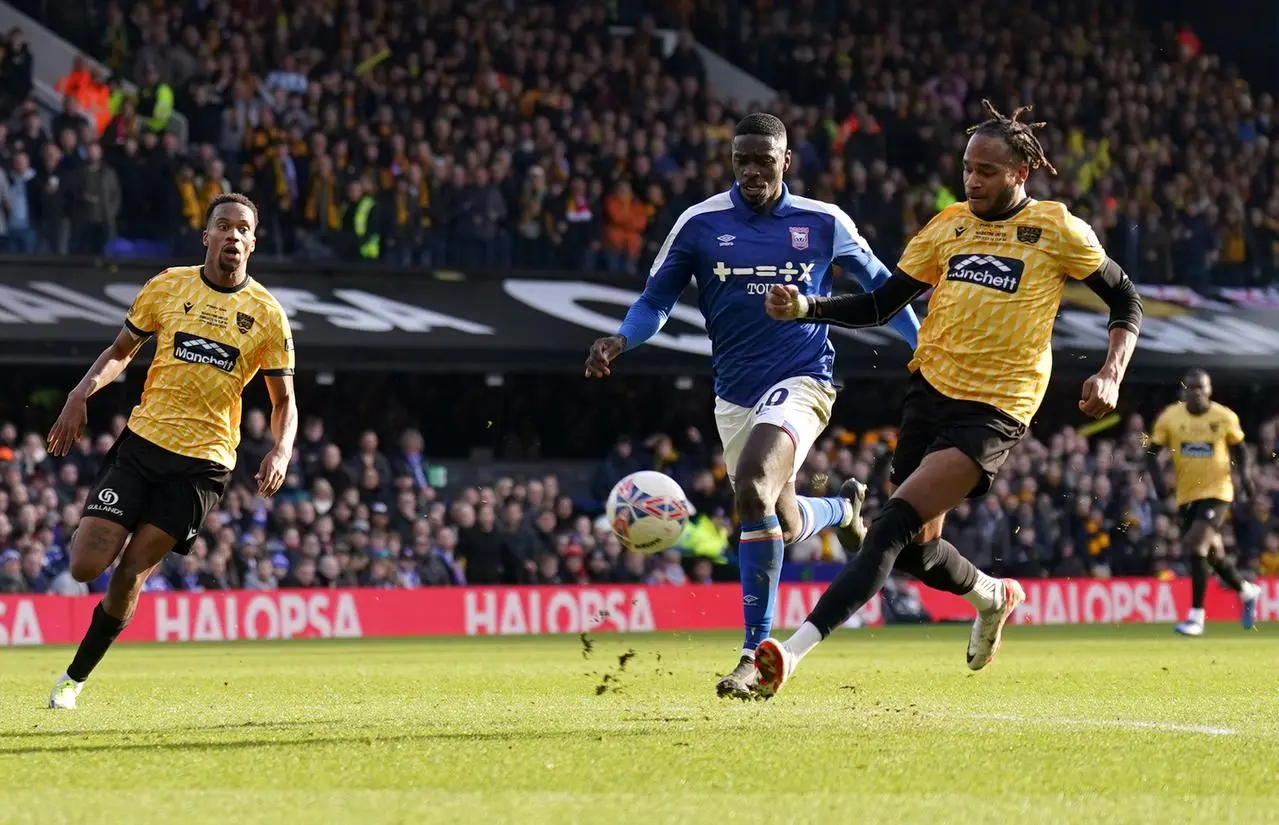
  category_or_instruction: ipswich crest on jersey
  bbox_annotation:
[789,226,810,250]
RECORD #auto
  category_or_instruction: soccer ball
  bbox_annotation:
[606,470,691,554]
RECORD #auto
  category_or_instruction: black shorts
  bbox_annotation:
[1178,498,1230,533]
[889,373,1028,499]
[83,429,231,555]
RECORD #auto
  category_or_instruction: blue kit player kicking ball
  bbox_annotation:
[585,113,920,698]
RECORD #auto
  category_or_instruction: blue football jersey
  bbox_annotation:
[617,183,920,408]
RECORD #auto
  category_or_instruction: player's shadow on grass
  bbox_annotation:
[1,719,316,739]
[1,727,657,756]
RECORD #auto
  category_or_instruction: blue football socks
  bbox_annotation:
[739,514,785,653]
[792,496,850,543]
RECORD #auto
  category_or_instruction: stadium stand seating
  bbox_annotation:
[1,0,1277,285]
[1,405,1276,595]
[1,1,1277,597]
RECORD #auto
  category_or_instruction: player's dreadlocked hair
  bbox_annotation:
[966,99,1057,176]
[735,112,788,143]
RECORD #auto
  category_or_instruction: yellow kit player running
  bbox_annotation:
[46,193,298,709]
[1148,368,1261,635]
[754,100,1144,697]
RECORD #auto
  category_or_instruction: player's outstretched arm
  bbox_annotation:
[47,327,147,457]
[257,374,297,497]
[765,269,930,328]
[1077,258,1142,418]
[585,211,697,378]
[830,212,922,347]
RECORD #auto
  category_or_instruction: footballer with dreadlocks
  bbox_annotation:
[754,100,1145,697]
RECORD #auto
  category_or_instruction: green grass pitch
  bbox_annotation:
[2,624,1277,825]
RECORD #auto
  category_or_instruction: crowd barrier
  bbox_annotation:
[1,578,1275,646]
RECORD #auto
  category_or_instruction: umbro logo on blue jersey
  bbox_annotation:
[717,234,736,246]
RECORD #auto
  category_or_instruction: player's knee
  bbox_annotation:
[69,523,127,582]
[68,554,106,583]
[734,474,772,524]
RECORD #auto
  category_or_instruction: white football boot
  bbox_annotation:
[966,579,1026,670]
[1174,620,1205,637]
[48,674,84,709]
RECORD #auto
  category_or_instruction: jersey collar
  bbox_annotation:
[200,265,251,294]
[966,196,1035,223]
[730,182,796,217]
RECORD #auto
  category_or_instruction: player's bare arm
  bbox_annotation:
[1143,443,1169,501]
[257,374,298,497]
[47,327,148,457]
[1077,259,1142,419]
[1232,440,1257,501]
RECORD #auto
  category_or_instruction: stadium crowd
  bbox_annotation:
[1,0,1278,286]
[1,407,1277,597]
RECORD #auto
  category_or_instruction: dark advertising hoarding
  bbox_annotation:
[0,261,1276,380]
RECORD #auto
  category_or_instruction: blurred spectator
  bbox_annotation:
[67,141,121,254]
[2,394,1273,595]
[1,27,34,112]
[601,179,650,274]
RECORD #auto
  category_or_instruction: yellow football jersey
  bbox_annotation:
[897,199,1105,425]
[1150,401,1245,506]
[124,265,294,469]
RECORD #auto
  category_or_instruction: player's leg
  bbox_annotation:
[833,377,992,601]
[51,524,175,709]
[52,467,222,709]
[756,405,1027,695]
[753,378,855,552]
[67,433,148,582]
[712,399,765,698]
[778,480,865,552]
[753,448,983,696]
[50,454,149,708]
[1203,520,1262,630]
[65,517,131,584]
[716,379,860,696]
[714,422,793,698]
[1175,508,1214,636]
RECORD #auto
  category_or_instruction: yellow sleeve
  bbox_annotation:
[259,306,296,376]
[896,211,946,285]
[1224,409,1245,446]
[124,274,164,338]
[1059,212,1107,280]
[1149,409,1172,447]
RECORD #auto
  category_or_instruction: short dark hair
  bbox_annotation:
[1183,367,1210,385]
[204,192,259,229]
[734,112,788,143]
[966,99,1056,175]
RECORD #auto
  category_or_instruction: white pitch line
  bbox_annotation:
[957,711,1238,736]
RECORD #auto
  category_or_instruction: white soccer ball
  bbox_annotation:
[606,470,691,554]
